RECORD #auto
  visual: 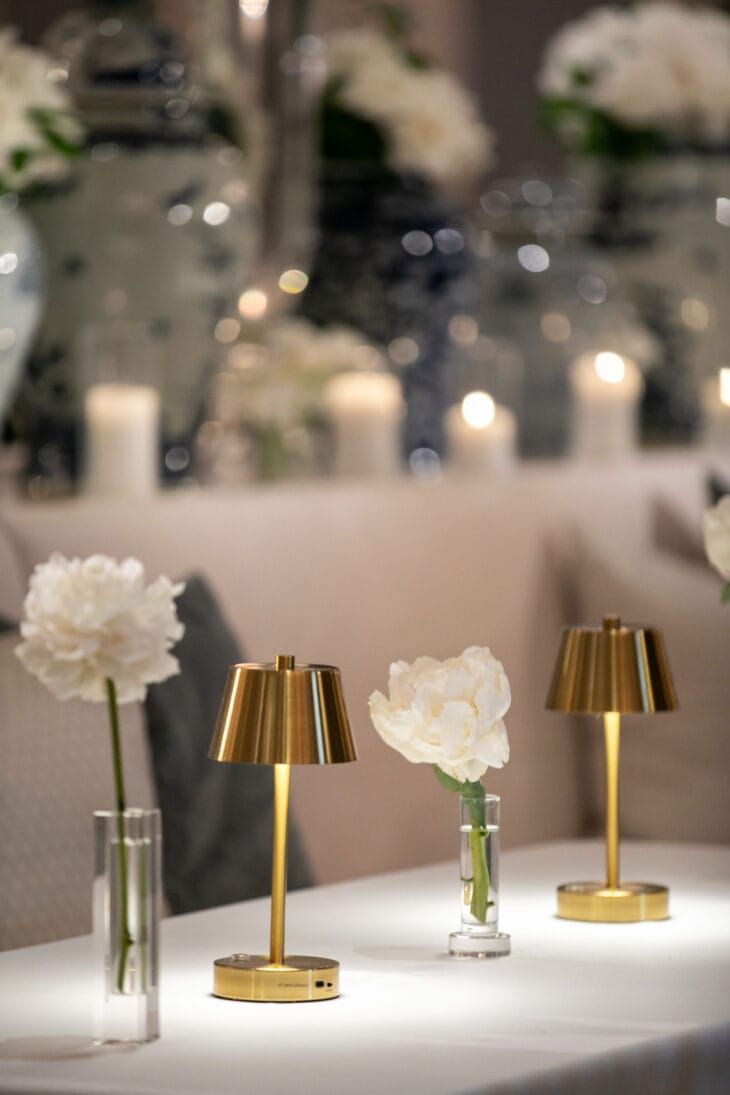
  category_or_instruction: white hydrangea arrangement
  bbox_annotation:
[0,28,82,193]
[369,646,510,922]
[703,495,730,604]
[323,19,493,187]
[16,553,184,990]
[539,2,730,159]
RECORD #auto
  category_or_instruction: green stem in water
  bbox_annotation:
[467,798,491,924]
[106,678,132,993]
[433,767,492,924]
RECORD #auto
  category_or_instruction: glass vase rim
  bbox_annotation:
[93,807,161,819]
[459,791,500,803]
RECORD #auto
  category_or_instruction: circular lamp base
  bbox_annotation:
[448,931,511,958]
[557,882,669,922]
[213,955,339,1002]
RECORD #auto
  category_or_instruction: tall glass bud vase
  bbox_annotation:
[94,809,162,1043]
[449,793,510,958]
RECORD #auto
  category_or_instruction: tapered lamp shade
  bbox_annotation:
[545,616,677,923]
[209,656,357,766]
[546,615,677,715]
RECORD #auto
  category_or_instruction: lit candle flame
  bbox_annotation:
[595,351,626,385]
[720,368,730,408]
[461,391,496,429]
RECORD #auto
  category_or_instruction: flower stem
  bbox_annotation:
[106,678,132,993]
[466,797,491,924]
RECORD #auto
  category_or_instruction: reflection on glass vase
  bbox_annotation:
[94,809,161,1044]
[449,792,510,958]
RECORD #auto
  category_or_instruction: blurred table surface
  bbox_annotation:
[0,839,729,1095]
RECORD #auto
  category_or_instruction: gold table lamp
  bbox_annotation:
[546,615,677,923]
[208,654,357,1002]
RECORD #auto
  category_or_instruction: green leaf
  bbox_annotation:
[320,100,387,165]
[432,766,483,798]
[722,582,730,604]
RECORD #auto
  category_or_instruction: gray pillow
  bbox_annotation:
[144,575,313,915]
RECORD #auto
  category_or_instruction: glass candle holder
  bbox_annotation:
[449,792,510,958]
[93,808,161,1044]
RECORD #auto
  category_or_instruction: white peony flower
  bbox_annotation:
[369,646,510,784]
[704,496,730,581]
[16,553,185,703]
[539,2,730,144]
[325,27,494,186]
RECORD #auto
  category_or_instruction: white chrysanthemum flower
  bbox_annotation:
[704,496,730,581]
[326,27,494,185]
[539,2,730,143]
[16,553,185,703]
[0,28,80,189]
[369,646,510,784]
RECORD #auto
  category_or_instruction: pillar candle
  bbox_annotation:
[701,369,730,450]
[570,351,643,460]
[324,371,403,478]
[84,383,160,498]
[445,391,517,475]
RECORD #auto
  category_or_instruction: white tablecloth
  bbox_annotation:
[1,840,729,1095]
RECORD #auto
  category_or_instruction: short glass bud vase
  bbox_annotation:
[449,792,510,958]
[93,809,162,1043]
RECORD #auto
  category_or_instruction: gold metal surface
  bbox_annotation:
[546,618,677,922]
[604,712,621,890]
[208,657,357,766]
[557,882,669,922]
[213,955,340,1002]
[209,654,356,1002]
[270,764,290,967]
[546,616,677,715]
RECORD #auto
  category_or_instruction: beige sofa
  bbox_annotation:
[1,451,727,946]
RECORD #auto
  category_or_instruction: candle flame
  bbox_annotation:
[461,391,495,429]
[595,351,626,385]
[720,368,730,408]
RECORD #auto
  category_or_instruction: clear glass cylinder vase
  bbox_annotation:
[449,792,510,958]
[93,809,162,1044]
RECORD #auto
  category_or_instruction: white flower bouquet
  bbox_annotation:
[369,646,510,923]
[539,2,730,160]
[0,28,82,193]
[703,495,730,604]
[16,553,184,988]
[322,9,493,187]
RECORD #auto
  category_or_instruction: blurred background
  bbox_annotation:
[1,0,729,941]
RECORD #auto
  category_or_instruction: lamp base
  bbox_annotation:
[212,955,340,1002]
[557,881,669,922]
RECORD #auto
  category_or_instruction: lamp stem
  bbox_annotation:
[269,762,291,967]
[603,712,621,890]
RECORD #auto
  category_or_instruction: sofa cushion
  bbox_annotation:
[144,575,312,914]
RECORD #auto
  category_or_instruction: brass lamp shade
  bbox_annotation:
[208,655,356,1004]
[546,615,677,715]
[546,617,677,924]
[209,656,357,766]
